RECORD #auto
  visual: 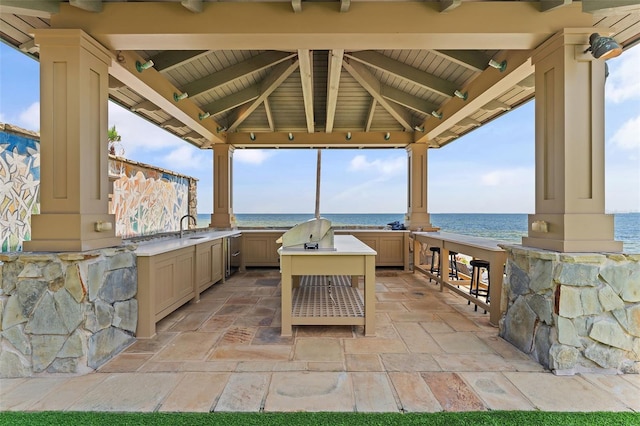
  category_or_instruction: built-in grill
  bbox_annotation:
[276,217,335,251]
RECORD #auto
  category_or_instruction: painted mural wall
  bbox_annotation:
[0,123,197,252]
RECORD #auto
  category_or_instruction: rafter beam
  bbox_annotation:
[0,0,59,18]
[346,51,458,98]
[340,0,351,13]
[52,2,593,51]
[365,99,376,132]
[381,85,439,116]
[181,51,295,98]
[150,50,209,72]
[440,1,461,12]
[325,49,344,133]
[582,0,640,15]
[69,0,102,13]
[342,59,413,131]
[228,131,413,149]
[228,59,299,132]
[181,0,203,13]
[416,49,533,142]
[435,50,490,72]
[264,98,275,131]
[540,0,572,12]
[298,49,315,133]
[201,86,260,116]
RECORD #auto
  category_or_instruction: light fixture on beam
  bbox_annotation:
[198,112,210,120]
[217,126,227,133]
[584,33,622,59]
[454,90,468,101]
[346,132,352,140]
[384,132,390,141]
[173,92,189,102]
[431,111,443,120]
[488,59,507,72]
[135,60,154,73]
[414,126,424,132]
[250,132,256,141]
[288,132,294,141]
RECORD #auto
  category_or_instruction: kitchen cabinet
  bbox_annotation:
[335,230,409,270]
[195,239,223,298]
[241,231,283,267]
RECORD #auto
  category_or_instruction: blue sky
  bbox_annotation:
[1,42,638,214]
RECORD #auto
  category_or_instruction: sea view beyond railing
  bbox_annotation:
[197,212,639,253]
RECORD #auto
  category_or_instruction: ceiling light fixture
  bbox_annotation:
[454,90,468,101]
[414,126,424,132]
[384,132,391,140]
[198,112,210,120]
[584,33,622,59]
[431,111,443,119]
[288,132,294,141]
[135,60,154,72]
[346,132,352,140]
[216,126,227,133]
[173,92,189,102]
[250,132,256,141]
[488,59,507,72]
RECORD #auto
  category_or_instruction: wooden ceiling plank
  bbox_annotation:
[0,0,58,18]
[325,49,344,133]
[434,50,490,72]
[540,0,573,13]
[298,49,315,133]
[346,51,458,98]
[202,86,260,116]
[582,0,640,15]
[342,58,413,131]
[181,0,203,13]
[69,0,102,13]
[181,51,296,98]
[381,85,439,115]
[228,59,300,132]
[151,50,210,72]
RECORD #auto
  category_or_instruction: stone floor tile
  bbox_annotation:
[29,374,109,411]
[419,321,455,333]
[233,314,273,327]
[504,372,630,411]
[394,322,443,353]
[67,373,178,412]
[377,292,411,302]
[351,372,399,412]
[421,372,486,412]
[264,372,354,412]
[580,374,640,411]
[209,344,292,361]
[388,372,442,412]
[256,297,281,309]
[0,378,26,396]
[435,312,483,332]
[169,312,213,331]
[459,372,535,410]
[159,372,230,412]
[388,312,440,322]
[358,323,399,340]
[199,315,236,332]
[307,362,345,372]
[621,374,640,389]
[294,338,343,362]
[476,334,532,360]
[138,361,183,372]
[219,326,256,345]
[124,332,179,353]
[179,361,238,372]
[216,304,254,316]
[380,353,441,372]
[253,327,294,345]
[214,372,270,412]
[186,299,225,313]
[344,338,407,354]
[227,296,260,305]
[154,331,220,361]
[0,377,67,410]
[403,300,456,313]
[272,361,308,372]
[376,302,409,312]
[236,361,280,372]
[99,353,152,373]
[346,354,383,371]
[430,332,493,354]
[433,353,516,372]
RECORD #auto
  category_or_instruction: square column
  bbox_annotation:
[210,144,236,229]
[24,29,120,252]
[405,143,436,231]
[523,29,622,252]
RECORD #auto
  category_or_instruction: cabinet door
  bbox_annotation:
[195,242,213,288]
[244,233,281,266]
[211,240,223,282]
[154,256,177,313]
[378,236,404,265]
[175,250,195,300]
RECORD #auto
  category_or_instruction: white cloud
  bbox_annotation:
[606,45,640,104]
[159,145,208,171]
[348,154,404,176]
[234,149,273,165]
[480,168,531,187]
[611,115,640,151]
[18,102,40,132]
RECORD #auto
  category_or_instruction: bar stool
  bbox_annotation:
[468,259,490,313]
[428,247,440,282]
[449,252,459,280]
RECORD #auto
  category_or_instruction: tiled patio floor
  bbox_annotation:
[2,269,639,412]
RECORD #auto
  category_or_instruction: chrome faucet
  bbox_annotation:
[179,214,197,238]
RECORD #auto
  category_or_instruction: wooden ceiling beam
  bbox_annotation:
[434,50,490,72]
[364,99,376,132]
[69,0,102,13]
[228,59,299,132]
[228,131,414,149]
[181,51,296,98]
[264,98,275,131]
[540,0,573,12]
[0,0,59,18]
[130,100,161,114]
[150,50,209,72]
[346,51,458,98]
[325,49,344,133]
[298,49,315,133]
[381,85,439,116]
[582,0,640,15]
[201,86,260,116]
[342,59,413,131]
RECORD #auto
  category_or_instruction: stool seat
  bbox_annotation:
[469,259,490,313]
[470,259,489,268]
[428,247,440,282]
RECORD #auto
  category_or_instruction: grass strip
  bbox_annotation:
[1,411,639,426]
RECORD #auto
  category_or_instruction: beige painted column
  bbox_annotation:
[24,29,121,252]
[210,144,236,229]
[405,143,436,231]
[522,29,622,252]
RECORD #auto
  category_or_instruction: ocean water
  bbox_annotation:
[197,212,639,253]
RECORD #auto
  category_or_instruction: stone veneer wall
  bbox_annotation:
[0,246,137,377]
[500,245,640,375]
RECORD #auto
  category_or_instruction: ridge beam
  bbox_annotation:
[343,58,415,131]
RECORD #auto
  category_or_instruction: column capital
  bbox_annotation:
[532,27,613,65]
[32,29,114,66]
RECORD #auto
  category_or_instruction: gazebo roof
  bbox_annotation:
[1,0,639,149]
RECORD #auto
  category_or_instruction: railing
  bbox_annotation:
[412,231,507,326]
